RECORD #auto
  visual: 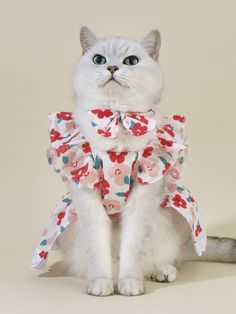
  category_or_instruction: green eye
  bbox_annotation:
[93,54,106,65]
[123,55,139,66]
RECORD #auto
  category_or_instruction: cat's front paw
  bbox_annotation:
[87,278,114,296]
[150,264,177,283]
[118,278,144,296]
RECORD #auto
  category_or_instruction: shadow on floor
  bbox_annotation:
[38,220,236,295]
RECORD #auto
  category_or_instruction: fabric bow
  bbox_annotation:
[88,109,157,138]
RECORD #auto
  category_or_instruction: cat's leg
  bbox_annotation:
[118,182,163,296]
[145,206,190,283]
[69,182,114,296]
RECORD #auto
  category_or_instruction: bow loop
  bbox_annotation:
[88,109,157,138]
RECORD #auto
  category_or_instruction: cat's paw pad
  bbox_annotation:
[118,278,144,296]
[150,264,177,283]
[87,278,114,296]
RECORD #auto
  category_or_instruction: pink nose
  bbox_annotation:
[107,65,119,74]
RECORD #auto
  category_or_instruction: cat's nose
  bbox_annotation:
[107,65,119,74]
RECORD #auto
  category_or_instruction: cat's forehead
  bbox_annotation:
[91,37,145,58]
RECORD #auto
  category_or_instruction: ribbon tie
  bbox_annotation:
[88,109,157,138]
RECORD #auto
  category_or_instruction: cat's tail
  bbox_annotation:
[186,236,236,262]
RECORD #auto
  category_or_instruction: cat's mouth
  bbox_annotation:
[104,76,122,86]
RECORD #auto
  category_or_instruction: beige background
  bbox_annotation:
[1,0,236,313]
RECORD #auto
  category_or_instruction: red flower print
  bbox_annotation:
[94,182,100,189]
[100,176,110,196]
[130,123,148,136]
[142,147,154,158]
[56,112,72,121]
[195,224,202,237]
[82,142,91,153]
[172,194,187,208]
[162,162,171,174]
[56,144,70,157]
[163,124,175,137]
[71,163,89,182]
[173,115,185,123]
[39,251,48,259]
[57,211,65,225]
[129,114,148,124]
[160,197,168,207]
[98,128,112,138]
[91,109,113,119]
[124,189,131,201]
[188,195,195,202]
[50,129,63,143]
[138,177,148,185]
[108,151,127,163]
[159,138,174,147]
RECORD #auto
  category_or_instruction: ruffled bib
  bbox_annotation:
[31,111,207,269]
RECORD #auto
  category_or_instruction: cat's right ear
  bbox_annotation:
[141,29,161,61]
[80,26,97,54]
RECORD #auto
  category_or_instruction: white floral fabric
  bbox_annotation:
[31,110,207,270]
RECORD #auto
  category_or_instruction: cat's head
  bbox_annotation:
[73,26,163,112]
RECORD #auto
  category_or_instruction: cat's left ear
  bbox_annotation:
[141,29,161,60]
[80,26,97,54]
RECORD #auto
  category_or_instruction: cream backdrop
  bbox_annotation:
[1,1,236,313]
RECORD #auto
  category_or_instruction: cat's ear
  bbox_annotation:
[141,29,161,60]
[80,26,97,54]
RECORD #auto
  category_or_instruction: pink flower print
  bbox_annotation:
[80,169,98,186]
[169,167,180,180]
[68,208,77,222]
[168,183,177,193]
[103,199,121,212]
[65,121,76,133]
[108,164,130,185]
[141,159,159,177]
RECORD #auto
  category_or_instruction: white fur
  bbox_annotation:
[56,27,234,296]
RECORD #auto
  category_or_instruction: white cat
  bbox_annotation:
[37,27,236,296]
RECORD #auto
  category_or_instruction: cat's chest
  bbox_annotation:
[87,126,155,152]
